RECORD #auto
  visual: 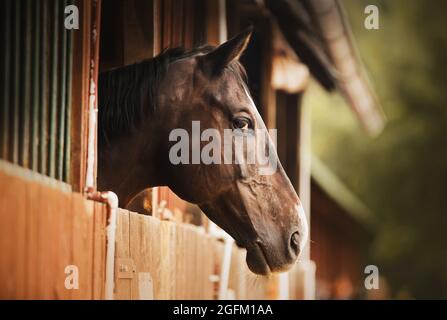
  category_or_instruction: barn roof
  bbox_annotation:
[263,0,386,135]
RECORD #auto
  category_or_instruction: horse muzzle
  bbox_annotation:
[245,204,308,276]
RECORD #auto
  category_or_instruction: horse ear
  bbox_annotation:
[199,26,253,76]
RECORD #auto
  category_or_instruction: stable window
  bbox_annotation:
[0,0,100,192]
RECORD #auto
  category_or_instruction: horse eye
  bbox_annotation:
[232,117,251,130]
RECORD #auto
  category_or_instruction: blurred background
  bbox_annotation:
[310,0,447,299]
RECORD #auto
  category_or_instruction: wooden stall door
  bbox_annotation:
[0,161,107,299]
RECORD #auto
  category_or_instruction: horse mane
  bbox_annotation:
[98,46,247,145]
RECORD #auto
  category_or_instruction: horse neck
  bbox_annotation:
[97,125,159,206]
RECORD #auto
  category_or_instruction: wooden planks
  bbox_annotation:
[114,209,131,299]
[114,211,224,300]
[0,162,107,299]
[0,165,27,298]
[0,162,281,300]
[173,225,215,299]
[129,211,162,299]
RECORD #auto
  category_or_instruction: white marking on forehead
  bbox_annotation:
[295,203,309,253]
[242,86,279,176]
[243,87,264,122]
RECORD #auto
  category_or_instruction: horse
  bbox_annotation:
[97,28,308,276]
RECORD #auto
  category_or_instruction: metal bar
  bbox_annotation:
[30,0,41,171]
[1,0,11,159]
[86,191,119,300]
[48,0,60,178]
[20,0,32,168]
[57,0,68,181]
[39,1,48,175]
[64,0,74,183]
[11,0,21,164]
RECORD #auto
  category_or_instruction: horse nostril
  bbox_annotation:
[290,231,301,255]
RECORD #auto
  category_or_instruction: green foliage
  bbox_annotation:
[309,0,447,298]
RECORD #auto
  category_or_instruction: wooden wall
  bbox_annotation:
[113,209,272,300]
[311,180,368,299]
[0,161,107,299]
[0,161,274,300]
[114,210,216,299]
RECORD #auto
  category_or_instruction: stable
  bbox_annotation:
[0,0,384,300]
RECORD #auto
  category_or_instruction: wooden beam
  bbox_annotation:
[260,21,276,129]
[70,0,101,192]
[123,0,155,65]
[263,0,336,91]
[70,0,91,192]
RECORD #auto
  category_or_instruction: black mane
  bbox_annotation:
[98,45,247,145]
[98,47,211,144]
